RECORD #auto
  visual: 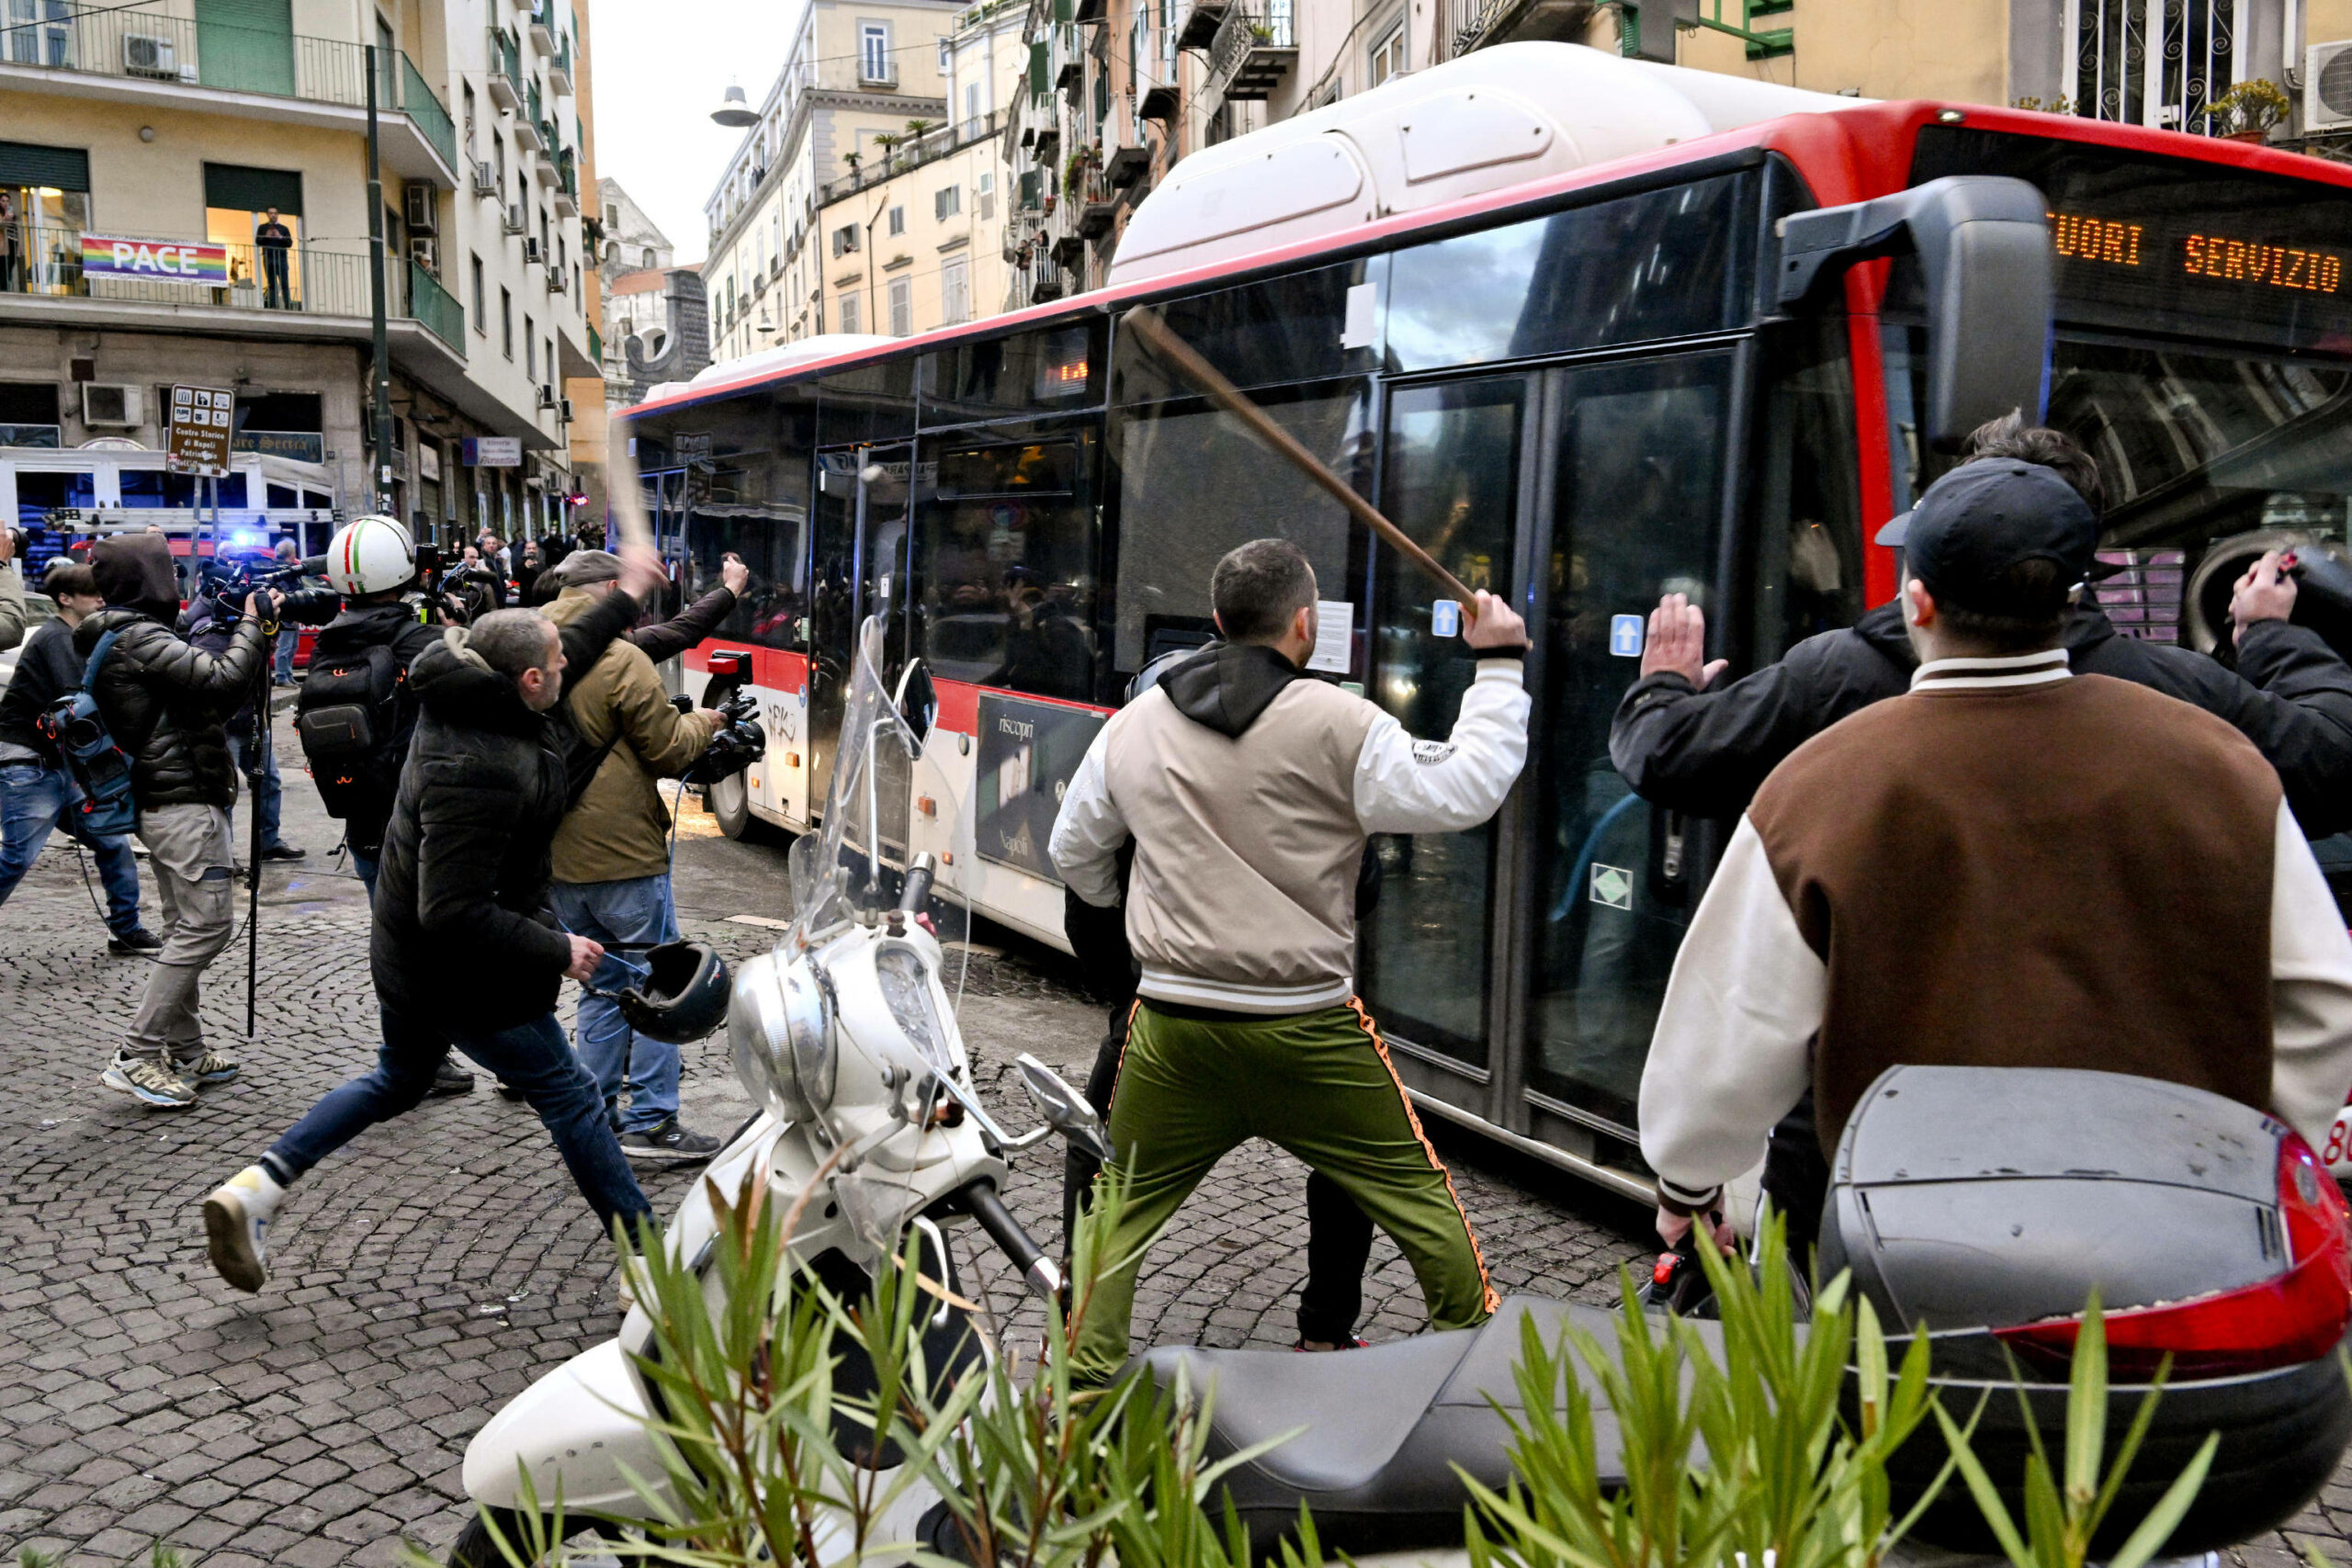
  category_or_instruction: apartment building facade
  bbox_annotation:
[0,0,598,547]
[700,0,971,364]
[814,0,1025,338]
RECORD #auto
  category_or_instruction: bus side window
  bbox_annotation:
[1109,381,1372,680]
[915,438,1095,703]
[1752,322,1865,661]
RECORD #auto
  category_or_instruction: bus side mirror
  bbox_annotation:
[1775,175,2052,453]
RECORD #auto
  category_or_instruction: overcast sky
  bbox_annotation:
[587,0,802,269]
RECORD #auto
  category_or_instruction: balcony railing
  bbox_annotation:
[1,7,458,173]
[818,110,1005,205]
[0,223,463,355]
[1205,2,1296,99]
[404,257,465,355]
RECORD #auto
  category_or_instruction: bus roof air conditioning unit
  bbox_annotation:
[81,384,143,427]
[122,34,177,78]
[2307,40,2352,129]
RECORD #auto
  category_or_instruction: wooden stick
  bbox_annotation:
[1122,308,1478,611]
[604,418,657,555]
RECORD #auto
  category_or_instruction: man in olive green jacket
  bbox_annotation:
[544,551,723,1163]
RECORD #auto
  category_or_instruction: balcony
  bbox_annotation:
[552,151,579,218]
[815,111,1004,205]
[488,28,521,108]
[548,34,573,95]
[1206,5,1297,100]
[0,7,460,185]
[1446,0,1595,53]
[1104,141,1149,186]
[514,115,546,154]
[1174,0,1229,48]
[534,125,560,175]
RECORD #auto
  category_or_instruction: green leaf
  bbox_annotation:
[2105,1431,2218,1568]
[2064,1294,2108,1509]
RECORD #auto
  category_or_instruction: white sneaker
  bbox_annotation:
[102,1053,195,1109]
[203,1166,284,1293]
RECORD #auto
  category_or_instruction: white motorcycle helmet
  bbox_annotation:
[322,514,417,597]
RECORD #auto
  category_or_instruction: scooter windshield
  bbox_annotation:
[781,611,973,1072]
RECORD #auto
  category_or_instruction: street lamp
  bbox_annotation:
[710,83,757,128]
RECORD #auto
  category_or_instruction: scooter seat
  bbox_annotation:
[1143,1294,1690,1556]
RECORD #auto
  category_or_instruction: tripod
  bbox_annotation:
[243,611,277,1038]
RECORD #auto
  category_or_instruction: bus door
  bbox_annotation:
[1358,373,1539,1118]
[807,447,860,814]
[1513,350,1736,1169]
[860,444,916,864]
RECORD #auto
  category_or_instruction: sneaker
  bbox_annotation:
[203,1165,284,1292]
[430,1058,476,1097]
[259,843,306,862]
[1293,1337,1371,1352]
[107,927,163,957]
[102,1053,195,1109]
[175,1049,240,1086]
[619,1117,722,1164]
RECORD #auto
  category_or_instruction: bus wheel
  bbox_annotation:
[707,766,752,840]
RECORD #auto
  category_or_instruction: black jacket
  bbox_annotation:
[1611,601,2352,836]
[74,604,267,810]
[629,584,737,666]
[369,590,639,1029]
[0,616,87,758]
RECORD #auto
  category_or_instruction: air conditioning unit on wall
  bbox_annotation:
[122,34,177,78]
[404,185,438,234]
[2308,39,2352,129]
[81,384,143,426]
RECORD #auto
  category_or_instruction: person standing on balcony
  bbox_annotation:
[255,209,293,310]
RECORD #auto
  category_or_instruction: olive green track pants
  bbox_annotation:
[1070,998,1498,1384]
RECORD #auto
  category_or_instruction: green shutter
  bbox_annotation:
[1028,40,1048,99]
[0,141,89,191]
[203,163,304,215]
[1020,169,1041,209]
[195,0,295,96]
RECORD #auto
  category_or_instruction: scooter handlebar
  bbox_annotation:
[899,852,938,914]
[960,1179,1060,1300]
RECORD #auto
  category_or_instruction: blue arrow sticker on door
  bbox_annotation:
[1609,615,1645,658]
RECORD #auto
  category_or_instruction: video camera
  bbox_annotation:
[678,685,765,786]
[199,553,340,628]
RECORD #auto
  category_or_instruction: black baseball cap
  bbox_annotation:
[1876,460,2099,611]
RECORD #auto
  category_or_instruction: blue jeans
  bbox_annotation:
[227,724,282,851]
[351,848,378,898]
[548,874,680,1134]
[0,760,141,936]
[273,623,299,683]
[266,1005,652,1235]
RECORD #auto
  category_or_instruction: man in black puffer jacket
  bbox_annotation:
[203,588,657,1294]
[78,532,272,1110]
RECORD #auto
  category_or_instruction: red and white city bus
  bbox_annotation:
[620,41,2352,1197]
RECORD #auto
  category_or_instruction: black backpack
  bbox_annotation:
[295,643,407,821]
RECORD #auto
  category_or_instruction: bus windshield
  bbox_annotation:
[1897,128,2352,649]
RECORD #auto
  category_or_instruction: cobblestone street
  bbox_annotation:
[0,728,2343,1566]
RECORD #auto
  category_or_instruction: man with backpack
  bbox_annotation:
[542,549,725,1162]
[77,532,273,1109]
[296,513,475,1096]
[0,560,154,953]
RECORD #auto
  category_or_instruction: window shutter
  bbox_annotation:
[1029,41,1048,100]
[203,163,304,215]
[0,141,90,192]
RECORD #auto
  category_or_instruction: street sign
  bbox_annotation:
[165,385,234,478]
[463,436,522,467]
[81,236,230,284]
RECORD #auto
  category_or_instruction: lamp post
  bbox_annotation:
[365,43,395,516]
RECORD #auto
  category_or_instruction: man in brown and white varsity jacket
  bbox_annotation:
[1638,459,2352,1246]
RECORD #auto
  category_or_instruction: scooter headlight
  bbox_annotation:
[728,951,837,1124]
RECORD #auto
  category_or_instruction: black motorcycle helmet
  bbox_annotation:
[616,941,731,1044]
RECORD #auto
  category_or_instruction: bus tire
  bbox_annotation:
[701,682,754,840]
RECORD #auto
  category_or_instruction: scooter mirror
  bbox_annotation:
[894,660,936,753]
[1015,1053,1112,1164]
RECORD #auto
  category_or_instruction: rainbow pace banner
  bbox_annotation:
[80,236,231,284]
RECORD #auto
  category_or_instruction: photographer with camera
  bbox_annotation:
[79,532,273,1109]
[542,548,728,1163]
[0,560,155,953]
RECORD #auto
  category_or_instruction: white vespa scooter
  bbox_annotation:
[447,604,1109,1567]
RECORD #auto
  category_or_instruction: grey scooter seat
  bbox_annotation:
[1142,1295,1709,1556]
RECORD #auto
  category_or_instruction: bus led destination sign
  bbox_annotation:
[2047,208,2345,296]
